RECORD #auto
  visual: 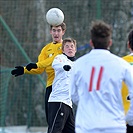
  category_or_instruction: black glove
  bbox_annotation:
[11,66,24,77]
[63,65,71,71]
[26,63,37,71]
[127,124,133,133]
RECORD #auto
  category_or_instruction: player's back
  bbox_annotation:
[71,49,133,132]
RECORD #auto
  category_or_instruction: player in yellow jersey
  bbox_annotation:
[122,29,133,133]
[11,22,66,123]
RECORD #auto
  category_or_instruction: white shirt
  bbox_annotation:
[70,49,133,133]
[48,54,74,108]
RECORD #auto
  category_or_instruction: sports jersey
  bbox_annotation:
[48,54,74,107]
[70,49,133,133]
[122,53,133,114]
[24,42,62,87]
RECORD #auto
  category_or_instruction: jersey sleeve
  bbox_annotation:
[70,64,79,105]
[24,46,46,74]
[36,53,55,68]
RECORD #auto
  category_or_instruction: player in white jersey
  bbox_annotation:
[47,38,77,133]
[70,20,133,133]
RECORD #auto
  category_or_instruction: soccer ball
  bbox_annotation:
[46,8,64,26]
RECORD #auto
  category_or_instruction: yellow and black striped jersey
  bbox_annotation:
[122,54,133,114]
[24,42,62,87]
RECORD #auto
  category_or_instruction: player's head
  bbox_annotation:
[50,22,66,43]
[50,22,66,31]
[90,20,112,49]
[128,30,133,51]
[62,37,77,57]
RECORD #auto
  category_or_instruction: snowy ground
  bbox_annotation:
[0,126,47,133]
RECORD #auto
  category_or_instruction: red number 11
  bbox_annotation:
[88,66,104,92]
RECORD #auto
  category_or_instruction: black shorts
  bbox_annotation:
[127,124,133,133]
[45,86,52,123]
[47,102,75,133]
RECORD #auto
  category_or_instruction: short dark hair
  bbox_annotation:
[128,30,133,50]
[90,20,112,49]
[62,38,77,50]
[50,22,66,31]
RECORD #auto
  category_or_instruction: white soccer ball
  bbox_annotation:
[46,8,64,26]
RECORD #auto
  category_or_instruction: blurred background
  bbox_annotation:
[0,0,133,132]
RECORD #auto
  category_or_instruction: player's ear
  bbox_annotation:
[50,30,52,34]
[127,41,130,49]
[107,39,112,50]
[89,40,94,48]
[127,41,132,52]
[109,39,112,47]
[62,30,65,35]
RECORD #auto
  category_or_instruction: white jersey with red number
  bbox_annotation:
[70,49,133,133]
[48,54,74,108]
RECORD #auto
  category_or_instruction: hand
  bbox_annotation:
[127,124,133,133]
[26,63,37,71]
[11,66,24,77]
[63,65,71,71]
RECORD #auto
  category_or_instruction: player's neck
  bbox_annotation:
[63,53,76,61]
[53,39,63,44]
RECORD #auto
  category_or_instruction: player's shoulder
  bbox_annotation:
[55,53,63,58]
[123,54,133,62]
[53,54,67,64]
[44,42,53,48]
[40,42,54,51]
[54,54,65,60]
[74,53,89,65]
[110,53,129,64]
[123,55,131,59]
